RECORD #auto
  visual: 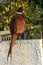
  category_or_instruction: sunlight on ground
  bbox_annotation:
[0,40,42,65]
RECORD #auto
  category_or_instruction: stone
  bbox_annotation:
[0,39,42,65]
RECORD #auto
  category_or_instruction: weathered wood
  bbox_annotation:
[0,31,11,41]
[0,31,10,35]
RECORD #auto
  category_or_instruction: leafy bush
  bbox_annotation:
[0,1,43,38]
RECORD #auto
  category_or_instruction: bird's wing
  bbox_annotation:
[10,14,25,34]
[13,14,25,34]
[9,14,17,34]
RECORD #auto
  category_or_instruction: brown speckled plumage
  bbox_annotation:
[7,7,25,60]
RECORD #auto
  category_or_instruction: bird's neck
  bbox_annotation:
[16,12,23,14]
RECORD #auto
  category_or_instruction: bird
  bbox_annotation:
[7,7,26,60]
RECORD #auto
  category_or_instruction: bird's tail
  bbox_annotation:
[7,33,18,61]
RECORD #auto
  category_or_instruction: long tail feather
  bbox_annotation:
[7,34,18,61]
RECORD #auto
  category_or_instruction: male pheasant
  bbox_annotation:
[7,7,25,60]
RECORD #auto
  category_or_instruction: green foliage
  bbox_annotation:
[0,0,43,39]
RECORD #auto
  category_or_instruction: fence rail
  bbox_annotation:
[0,30,11,41]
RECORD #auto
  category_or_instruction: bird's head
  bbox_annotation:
[17,7,24,13]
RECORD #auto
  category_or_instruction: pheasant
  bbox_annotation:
[7,7,25,60]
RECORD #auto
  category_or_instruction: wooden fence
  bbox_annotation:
[0,31,11,41]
